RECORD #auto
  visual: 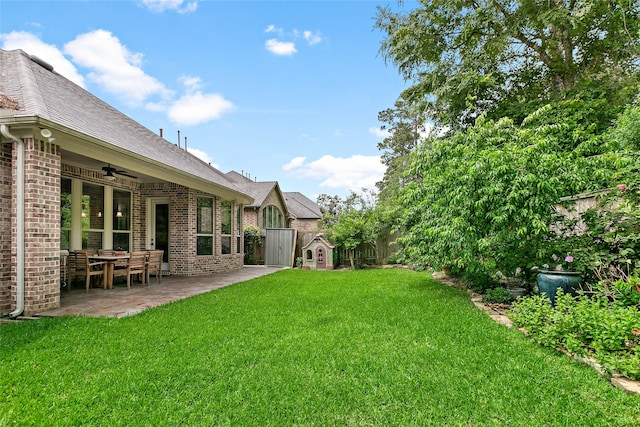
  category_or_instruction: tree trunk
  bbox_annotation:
[349,250,355,270]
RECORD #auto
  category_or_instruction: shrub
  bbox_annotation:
[483,287,512,304]
[385,253,400,264]
[511,291,640,380]
[461,268,498,293]
[244,226,262,265]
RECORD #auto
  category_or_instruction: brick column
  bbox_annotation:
[17,138,61,314]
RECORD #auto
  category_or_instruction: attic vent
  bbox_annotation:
[29,55,54,72]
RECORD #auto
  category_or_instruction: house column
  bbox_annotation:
[17,138,61,314]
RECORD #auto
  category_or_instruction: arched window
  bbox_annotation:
[262,205,283,228]
[306,249,313,260]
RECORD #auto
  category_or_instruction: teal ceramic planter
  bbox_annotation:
[536,270,582,305]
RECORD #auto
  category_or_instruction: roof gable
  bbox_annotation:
[302,233,335,250]
[225,171,283,208]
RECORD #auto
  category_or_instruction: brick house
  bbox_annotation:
[225,171,322,233]
[0,49,253,317]
[225,171,291,229]
[225,171,323,265]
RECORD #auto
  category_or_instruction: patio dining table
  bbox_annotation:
[89,254,130,289]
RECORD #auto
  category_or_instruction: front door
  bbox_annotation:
[316,247,326,270]
[147,198,169,272]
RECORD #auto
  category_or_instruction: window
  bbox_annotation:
[236,204,242,254]
[262,205,283,228]
[60,178,72,251]
[113,189,131,251]
[221,200,232,254]
[81,182,104,251]
[197,197,214,255]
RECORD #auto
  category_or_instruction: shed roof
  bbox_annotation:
[0,48,251,203]
[302,233,335,250]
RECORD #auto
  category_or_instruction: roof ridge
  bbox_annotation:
[6,50,49,117]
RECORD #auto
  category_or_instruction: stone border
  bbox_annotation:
[432,272,640,395]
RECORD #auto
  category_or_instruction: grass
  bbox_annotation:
[1,269,639,426]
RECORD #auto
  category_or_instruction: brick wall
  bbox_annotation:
[290,218,320,233]
[21,139,61,314]
[243,208,258,228]
[140,184,245,276]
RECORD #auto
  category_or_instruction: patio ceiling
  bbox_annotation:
[63,150,161,184]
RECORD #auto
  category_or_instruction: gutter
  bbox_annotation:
[0,125,25,318]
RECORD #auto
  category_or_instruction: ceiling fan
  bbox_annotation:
[102,164,138,180]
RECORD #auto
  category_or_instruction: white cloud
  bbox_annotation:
[179,74,203,91]
[369,126,391,139]
[168,92,235,126]
[0,31,86,87]
[264,25,284,36]
[264,26,323,56]
[140,0,198,14]
[303,30,323,46]
[187,147,219,169]
[64,30,173,106]
[282,156,306,171]
[283,154,386,192]
[3,30,234,126]
[265,39,297,56]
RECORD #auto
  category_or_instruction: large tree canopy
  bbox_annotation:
[376,0,640,130]
[375,100,424,206]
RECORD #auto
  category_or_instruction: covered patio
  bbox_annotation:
[1,49,256,317]
[39,266,282,318]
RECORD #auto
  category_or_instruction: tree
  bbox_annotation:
[326,191,382,269]
[397,100,640,280]
[398,103,606,279]
[375,0,640,130]
[375,100,425,204]
[317,194,345,229]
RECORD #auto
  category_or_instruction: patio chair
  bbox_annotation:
[67,250,94,291]
[73,250,107,293]
[113,251,147,289]
[146,250,164,285]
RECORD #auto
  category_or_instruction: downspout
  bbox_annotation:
[1,125,25,318]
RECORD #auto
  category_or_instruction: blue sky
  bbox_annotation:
[1,0,412,200]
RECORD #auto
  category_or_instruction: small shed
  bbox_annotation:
[301,234,335,270]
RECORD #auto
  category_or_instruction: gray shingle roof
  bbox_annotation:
[225,171,280,208]
[0,48,249,201]
[225,171,321,219]
[283,192,322,219]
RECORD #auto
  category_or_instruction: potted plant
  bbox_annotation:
[534,253,582,305]
[495,269,528,301]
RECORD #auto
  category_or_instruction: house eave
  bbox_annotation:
[0,116,254,204]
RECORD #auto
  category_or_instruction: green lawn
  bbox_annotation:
[1,269,639,426]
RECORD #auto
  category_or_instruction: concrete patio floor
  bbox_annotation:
[39,266,283,318]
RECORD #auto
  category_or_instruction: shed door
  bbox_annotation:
[316,247,326,270]
[265,228,295,267]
